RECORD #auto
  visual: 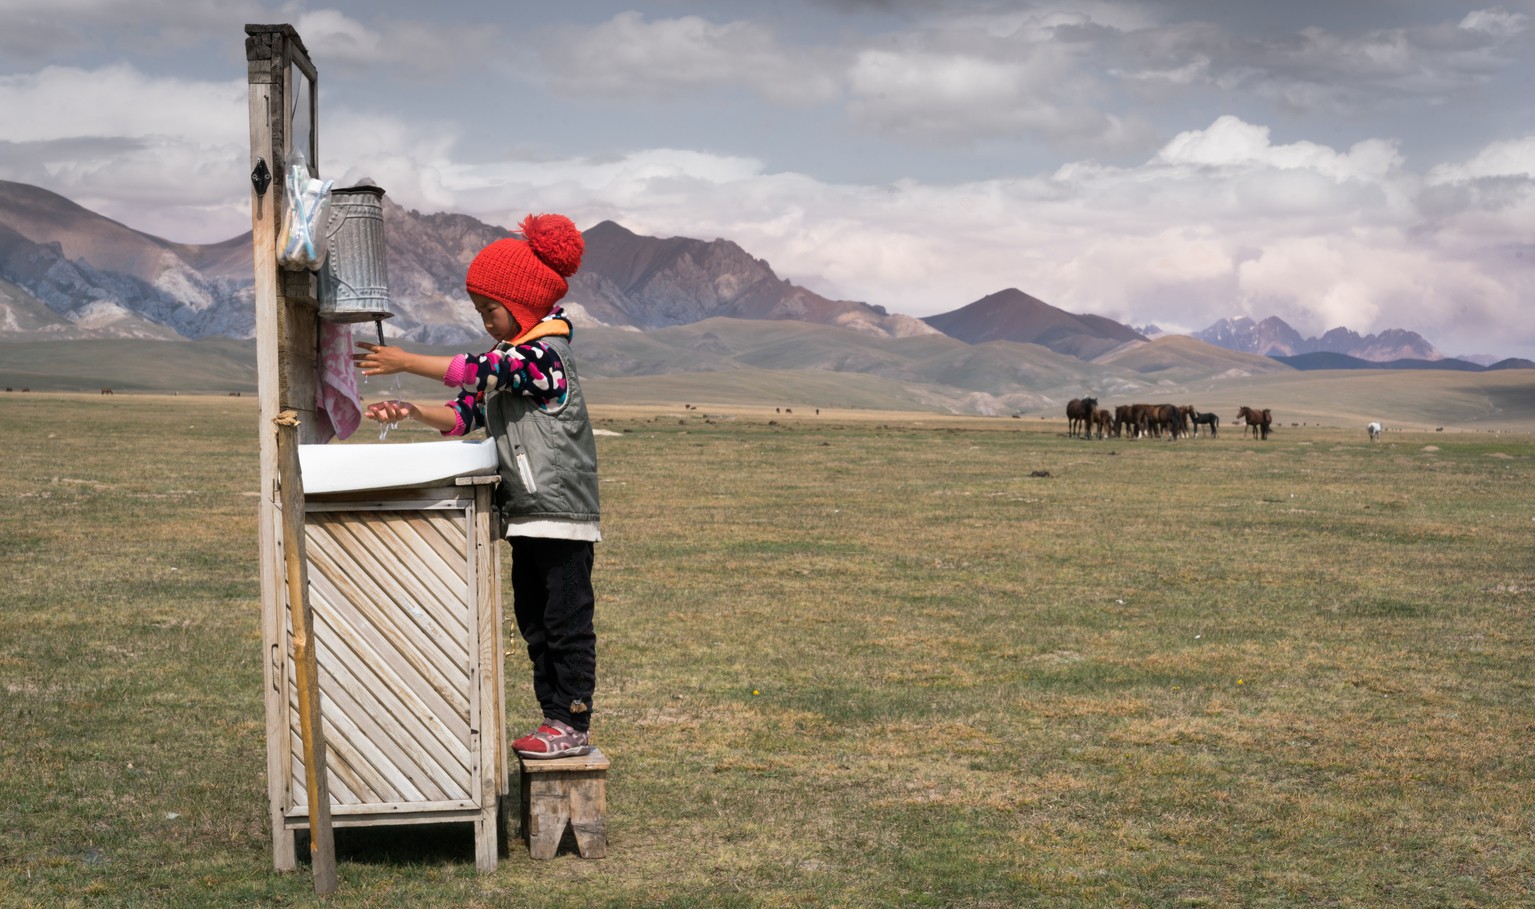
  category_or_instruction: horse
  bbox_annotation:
[1152,403,1182,440]
[1066,397,1098,438]
[1117,405,1142,439]
[1367,421,1382,441]
[1188,409,1219,437]
[1124,403,1156,438]
[1093,408,1113,439]
[100,387,113,395]
[1236,406,1273,440]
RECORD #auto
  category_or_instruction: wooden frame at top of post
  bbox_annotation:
[246,23,323,874]
[247,25,318,190]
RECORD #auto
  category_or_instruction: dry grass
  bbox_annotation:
[1,394,1532,907]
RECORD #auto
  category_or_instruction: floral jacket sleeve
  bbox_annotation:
[438,339,568,437]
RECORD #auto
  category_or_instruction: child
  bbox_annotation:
[354,213,599,760]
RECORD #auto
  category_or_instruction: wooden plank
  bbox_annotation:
[287,687,370,805]
[398,511,473,588]
[275,412,337,895]
[472,489,501,871]
[565,775,608,860]
[320,513,472,659]
[325,510,468,627]
[306,647,431,803]
[359,509,470,600]
[303,586,472,772]
[304,589,474,777]
[309,602,473,796]
[305,558,471,736]
[312,662,465,802]
[287,800,480,821]
[356,511,472,638]
[481,486,509,799]
[305,522,472,711]
[406,507,474,565]
[306,491,474,510]
[362,507,469,588]
[286,801,482,826]
[288,693,377,805]
[284,300,320,443]
[307,515,473,688]
[250,64,298,875]
[518,749,611,775]
[283,269,319,305]
[310,510,468,649]
[289,801,481,822]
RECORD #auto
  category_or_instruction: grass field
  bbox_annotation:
[1,393,1532,908]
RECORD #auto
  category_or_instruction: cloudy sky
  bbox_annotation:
[2,1,1533,359]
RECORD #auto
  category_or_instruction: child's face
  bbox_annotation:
[470,292,519,343]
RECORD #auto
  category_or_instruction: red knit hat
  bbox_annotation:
[465,214,584,332]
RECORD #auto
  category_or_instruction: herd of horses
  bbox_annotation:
[1066,397,1275,440]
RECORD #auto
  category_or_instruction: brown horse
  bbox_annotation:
[1066,397,1098,438]
[1236,406,1273,440]
[1151,403,1182,440]
[1112,405,1133,438]
[1124,403,1154,438]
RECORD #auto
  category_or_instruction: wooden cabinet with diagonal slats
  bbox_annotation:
[267,477,507,871]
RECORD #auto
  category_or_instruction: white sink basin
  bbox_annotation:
[298,439,499,494]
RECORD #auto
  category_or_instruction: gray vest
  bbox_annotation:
[485,335,600,525]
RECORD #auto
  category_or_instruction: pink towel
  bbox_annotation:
[315,321,362,442]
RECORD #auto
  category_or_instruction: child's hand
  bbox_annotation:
[365,400,417,424]
[354,342,412,376]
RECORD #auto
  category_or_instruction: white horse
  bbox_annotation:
[1367,421,1382,441]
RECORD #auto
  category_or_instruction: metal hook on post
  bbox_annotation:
[252,157,272,196]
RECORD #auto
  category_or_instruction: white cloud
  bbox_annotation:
[0,65,245,144]
[844,26,1156,151]
[537,12,839,105]
[1459,8,1530,38]
[906,1,1160,42]
[0,64,249,240]
[1110,8,1534,116]
[1154,116,1405,182]
[0,0,253,58]
[290,8,385,65]
[1426,135,1535,181]
[290,10,507,79]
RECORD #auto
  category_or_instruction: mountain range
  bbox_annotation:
[1195,316,1440,362]
[2,179,1529,376]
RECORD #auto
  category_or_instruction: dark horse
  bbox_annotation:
[1066,397,1098,438]
[1236,406,1272,440]
[1152,403,1182,440]
[1188,409,1219,437]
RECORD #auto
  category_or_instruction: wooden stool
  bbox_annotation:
[518,747,609,859]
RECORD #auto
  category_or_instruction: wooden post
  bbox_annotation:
[247,23,321,873]
[275,411,338,895]
[471,481,506,872]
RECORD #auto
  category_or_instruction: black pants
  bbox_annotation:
[509,537,596,732]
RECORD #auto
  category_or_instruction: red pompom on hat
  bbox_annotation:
[465,214,585,332]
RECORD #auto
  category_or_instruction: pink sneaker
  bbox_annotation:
[513,719,591,759]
